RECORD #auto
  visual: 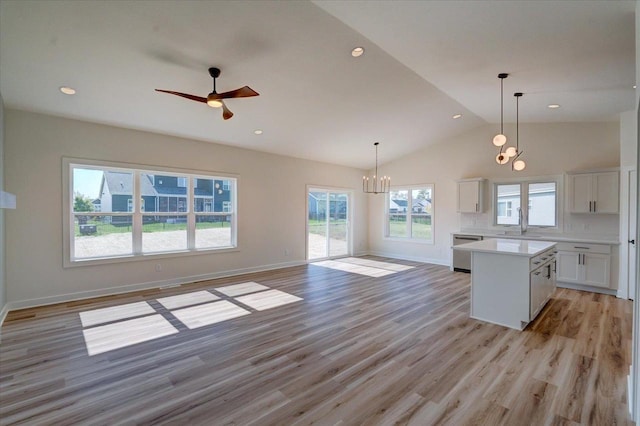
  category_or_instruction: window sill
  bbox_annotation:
[64,246,240,268]
[383,237,434,245]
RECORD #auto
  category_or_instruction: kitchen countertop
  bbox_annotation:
[452,238,556,257]
[451,231,619,245]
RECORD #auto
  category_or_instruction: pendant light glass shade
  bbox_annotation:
[504,146,517,157]
[496,153,509,165]
[492,73,509,149]
[492,134,507,147]
[513,159,526,171]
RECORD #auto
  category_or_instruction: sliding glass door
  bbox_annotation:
[307,189,350,260]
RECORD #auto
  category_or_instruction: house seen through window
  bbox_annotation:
[69,162,237,263]
[494,181,557,228]
[386,185,434,242]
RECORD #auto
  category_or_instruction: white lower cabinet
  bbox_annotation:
[555,243,611,289]
[582,253,610,287]
[530,260,555,321]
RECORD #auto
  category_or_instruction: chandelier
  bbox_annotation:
[492,73,526,171]
[363,142,390,194]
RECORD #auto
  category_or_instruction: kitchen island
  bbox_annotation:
[453,238,557,330]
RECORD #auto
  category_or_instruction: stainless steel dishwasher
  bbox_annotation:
[452,234,483,272]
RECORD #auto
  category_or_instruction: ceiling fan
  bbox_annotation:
[155,67,259,120]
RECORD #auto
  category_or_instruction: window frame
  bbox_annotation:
[491,175,562,232]
[63,158,239,268]
[384,184,435,244]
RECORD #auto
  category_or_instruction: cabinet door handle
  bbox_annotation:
[475,203,478,212]
[589,201,592,212]
[593,201,596,212]
[630,239,636,245]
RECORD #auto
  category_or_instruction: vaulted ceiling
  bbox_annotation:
[0,1,635,169]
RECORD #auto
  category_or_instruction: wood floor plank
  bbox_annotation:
[0,257,634,425]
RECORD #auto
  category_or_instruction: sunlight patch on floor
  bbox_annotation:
[79,284,303,355]
[157,290,220,310]
[82,314,178,356]
[171,300,251,329]
[214,282,270,297]
[337,257,415,272]
[79,301,156,327]
[235,289,303,311]
[312,259,400,277]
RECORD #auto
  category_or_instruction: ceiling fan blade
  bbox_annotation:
[207,86,259,101]
[155,89,207,103]
[221,101,234,120]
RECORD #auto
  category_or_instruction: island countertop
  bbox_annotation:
[453,238,556,257]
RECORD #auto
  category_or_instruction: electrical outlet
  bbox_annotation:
[155,263,162,272]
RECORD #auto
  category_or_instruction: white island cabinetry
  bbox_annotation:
[453,238,557,330]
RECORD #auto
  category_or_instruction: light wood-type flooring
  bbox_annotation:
[0,257,635,425]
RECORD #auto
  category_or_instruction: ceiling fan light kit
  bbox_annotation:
[155,67,259,120]
[491,74,526,171]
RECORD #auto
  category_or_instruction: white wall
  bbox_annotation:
[368,122,620,264]
[622,110,638,167]
[4,109,368,306]
[0,94,6,319]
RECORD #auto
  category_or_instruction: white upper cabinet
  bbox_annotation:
[457,179,484,213]
[568,171,619,214]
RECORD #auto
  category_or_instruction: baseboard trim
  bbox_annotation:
[557,282,617,296]
[366,250,450,267]
[5,260,307,312]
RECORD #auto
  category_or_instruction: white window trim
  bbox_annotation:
[63,158,239,268]
[490,175,563,233]
[384,184,435,244]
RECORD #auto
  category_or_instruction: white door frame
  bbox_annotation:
[305,185,353,261]
[619,167,637,300]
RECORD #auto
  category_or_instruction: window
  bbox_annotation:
[528,182,557,227]
[386,185,434,243]
[496,184,520,225]
[494,180,558,228]
[67,160,237,265]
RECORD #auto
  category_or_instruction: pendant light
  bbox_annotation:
[512,92,526,171]
[492,73,509,149]
[363,142,390,194]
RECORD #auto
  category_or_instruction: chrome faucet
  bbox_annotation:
[518,207,527,234]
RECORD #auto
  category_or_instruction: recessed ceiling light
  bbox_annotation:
[547,104,560,109]
[254,129,263,135]
[452,114,462,119]
[634,85,637,89]
[60,86,76,95]
[351,47,364,57]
